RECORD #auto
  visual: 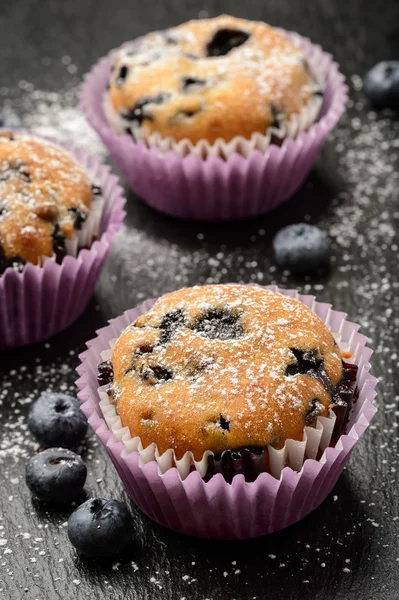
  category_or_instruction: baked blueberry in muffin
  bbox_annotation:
[105,15,323,145]
[98,285,357,481]
[0,132,97,274]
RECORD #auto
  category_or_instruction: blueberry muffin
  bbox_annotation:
[105,15,322,145]
[98,285,357,477]
[0,131,95,273]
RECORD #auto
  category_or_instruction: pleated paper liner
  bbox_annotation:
[0,132,126,350]
[76,286,377,539]
[81,29,348,220]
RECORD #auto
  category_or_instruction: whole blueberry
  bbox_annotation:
[273,223,330,274]
[363,61,399,107]
[28,392,88,449]
[25,448,87,503]
[68,498,133,557]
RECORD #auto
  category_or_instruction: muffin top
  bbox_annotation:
[107,285,343,460]
[0,131,93,272]
[105,15,320,145]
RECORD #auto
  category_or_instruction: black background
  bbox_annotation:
[1,1,399,599]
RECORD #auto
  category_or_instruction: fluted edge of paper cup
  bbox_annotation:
[80,30,348,220]
[76,285,377,539]
[0,131,127,349]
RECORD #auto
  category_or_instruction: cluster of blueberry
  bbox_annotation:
[25,393,133,557]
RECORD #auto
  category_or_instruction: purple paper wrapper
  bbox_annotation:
[76,286,377,539]
[0,133,126,350]
[80,30,348,221]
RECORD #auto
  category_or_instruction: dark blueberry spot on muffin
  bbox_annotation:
[219,415,230,432]
[300,57,311,73]
[97,360,114,387]
[0,131,15,141]
[206,28,250,57]
[121,93,171,126]
[91,184,102,196]
[343,361,358,382]
[305,399,322,425]
[164,35,178,45]
[0,204,6,216]
[52,224,67,262]
[136,343,154,355]
[0,246,25,275]
[116,65,129,87]
[140,364,172,384]
[159,309,186,344]
[34,203,58,222]
[181,76,207,92]
[68,207,87,229]
[107,387,117,403]
[19,166,31,183]
[173,108,202,121]
[0,160,31,183]
[182,53,200,60]
[194,307,244,341]
[270,105,283,129]
[285,348,323,377]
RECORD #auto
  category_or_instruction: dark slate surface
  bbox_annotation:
[0,1,399,599]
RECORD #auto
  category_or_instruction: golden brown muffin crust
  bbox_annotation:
[0,132,92,269]
[106,15,319,144]
[109,285,343,460]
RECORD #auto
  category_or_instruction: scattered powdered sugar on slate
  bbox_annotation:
[0,358,77,466]
[0,68,398,597]
[0,84,105,157]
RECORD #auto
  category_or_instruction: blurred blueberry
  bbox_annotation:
[273,223,330,274]
[363,61,399,107]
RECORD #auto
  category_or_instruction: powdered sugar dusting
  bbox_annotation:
[0,86,105,157]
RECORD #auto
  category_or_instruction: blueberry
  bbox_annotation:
[0,247,25,275]
[97,360,114,387]
[273,223,330,274]
[67,498,133,557]
[363,61,399,107]
[68,207,87,229]
[181,76,207,92]
[52,224,67,262]
[121,93,171,126]
[206,28,250,57]
[194,307,244,340]
[28,392,88,449]
[140,364,172,384]
[159,308,186,344]
[25,448,87,503]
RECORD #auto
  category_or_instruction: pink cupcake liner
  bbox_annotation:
[0,133,126,350]
[76,286,377,539]
[80,30,348,221]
